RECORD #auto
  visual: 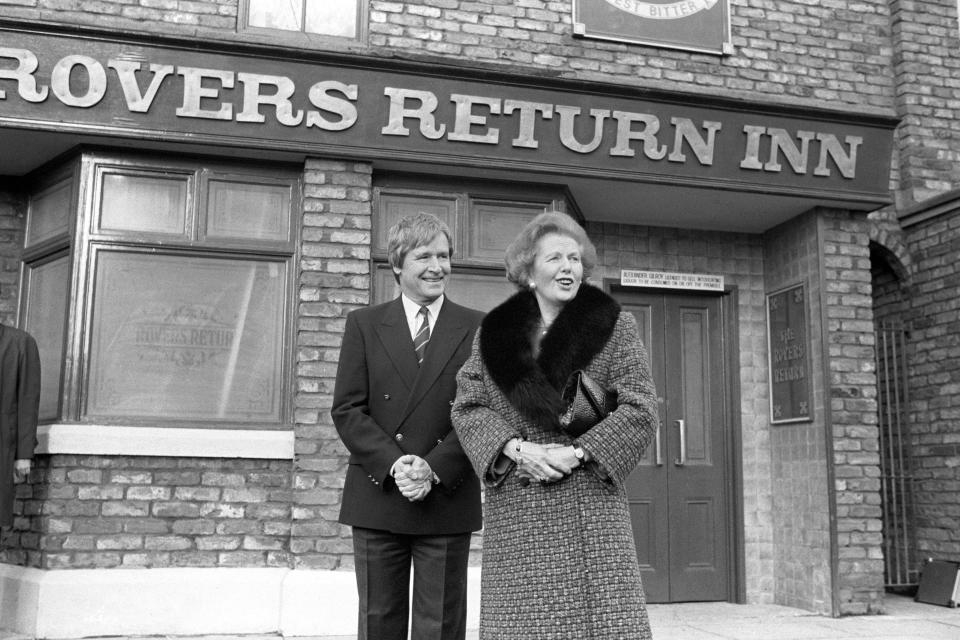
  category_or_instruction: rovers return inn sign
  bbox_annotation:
[574,0,732,54]
[0,27,895,208]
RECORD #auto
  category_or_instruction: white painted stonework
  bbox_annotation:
[36,424,295,459]
[0,564,481,637]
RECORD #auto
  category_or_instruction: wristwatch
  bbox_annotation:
[572,445,585,461]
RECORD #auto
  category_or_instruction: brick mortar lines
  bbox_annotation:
[823,215,884,615]
[0,191,25,324]
[903,212,960,560]
[4,455,293,570]
[294,158,372,570]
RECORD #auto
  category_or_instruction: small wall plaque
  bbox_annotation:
[767,283,812,424]
[620,269,724,291]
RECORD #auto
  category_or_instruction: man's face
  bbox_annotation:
[394,233,451,305]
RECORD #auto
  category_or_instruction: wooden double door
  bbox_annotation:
[615,288,735,603]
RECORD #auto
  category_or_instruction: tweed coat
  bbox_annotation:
[0,323,41,527]
[451,284,659,640]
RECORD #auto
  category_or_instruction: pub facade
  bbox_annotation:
[0,1,957,636]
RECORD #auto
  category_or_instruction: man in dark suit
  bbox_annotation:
[332,213,483,640]
[0,322,41,528]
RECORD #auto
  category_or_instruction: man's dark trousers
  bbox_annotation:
[353,527,471,640]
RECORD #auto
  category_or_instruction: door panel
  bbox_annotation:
[682,498,716,565]
[624,298,670,602]
[679,306,710,463]
[630,499,659,566]
[620,290,731,603]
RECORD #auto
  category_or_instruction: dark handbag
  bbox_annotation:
[559,370,618,437]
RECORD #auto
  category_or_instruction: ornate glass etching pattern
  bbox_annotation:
[87,251,286,423]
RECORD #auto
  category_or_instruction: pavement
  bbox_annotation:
[2,593,958,639]
[645,593,960,639]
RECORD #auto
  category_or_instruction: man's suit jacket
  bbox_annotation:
[332,297,483,535]
[0,323,41,527]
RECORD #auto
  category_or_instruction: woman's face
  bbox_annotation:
[530,232,583,310]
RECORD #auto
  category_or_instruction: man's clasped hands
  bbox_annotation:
[391,454,436,502]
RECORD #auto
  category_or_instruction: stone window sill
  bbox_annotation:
[35,424,294,459]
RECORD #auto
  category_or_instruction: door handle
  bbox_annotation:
[674,419,686,466]
[654,422,663,466]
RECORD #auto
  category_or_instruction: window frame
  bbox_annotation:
[80,245,293,427]
[238,0,369,46]
[20,160,80,425]
[20,248,72,422]
[22,151,301,432]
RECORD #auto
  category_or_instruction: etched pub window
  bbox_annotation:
[87,252,286,423]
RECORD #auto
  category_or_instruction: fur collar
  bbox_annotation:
[479,283,620,430]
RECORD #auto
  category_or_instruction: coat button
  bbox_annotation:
[395,433,404,442]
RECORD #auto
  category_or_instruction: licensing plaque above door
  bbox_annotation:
[573,0,732,55]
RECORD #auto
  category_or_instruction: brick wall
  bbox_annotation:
[820,210,884,615]
[902,196,960,564]
[1,456,292,569]
[761,209,884,615]
[0,189,24,325]
[292,158,373,571]
[588,222,774,604]
[0,0,237,32]
[890,0,960,205]
[762,211,833,614]
[870,243,910,325]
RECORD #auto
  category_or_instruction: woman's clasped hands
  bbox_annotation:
[508,439,582,485]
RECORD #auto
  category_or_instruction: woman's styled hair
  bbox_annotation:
[504,210,597,289]
[387,212,454,282]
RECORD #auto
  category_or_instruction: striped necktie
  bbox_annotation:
[413,306,430,365]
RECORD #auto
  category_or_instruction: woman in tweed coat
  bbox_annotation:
[451,211,659,640]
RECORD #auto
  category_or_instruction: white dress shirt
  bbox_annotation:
[400,293,444,341]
